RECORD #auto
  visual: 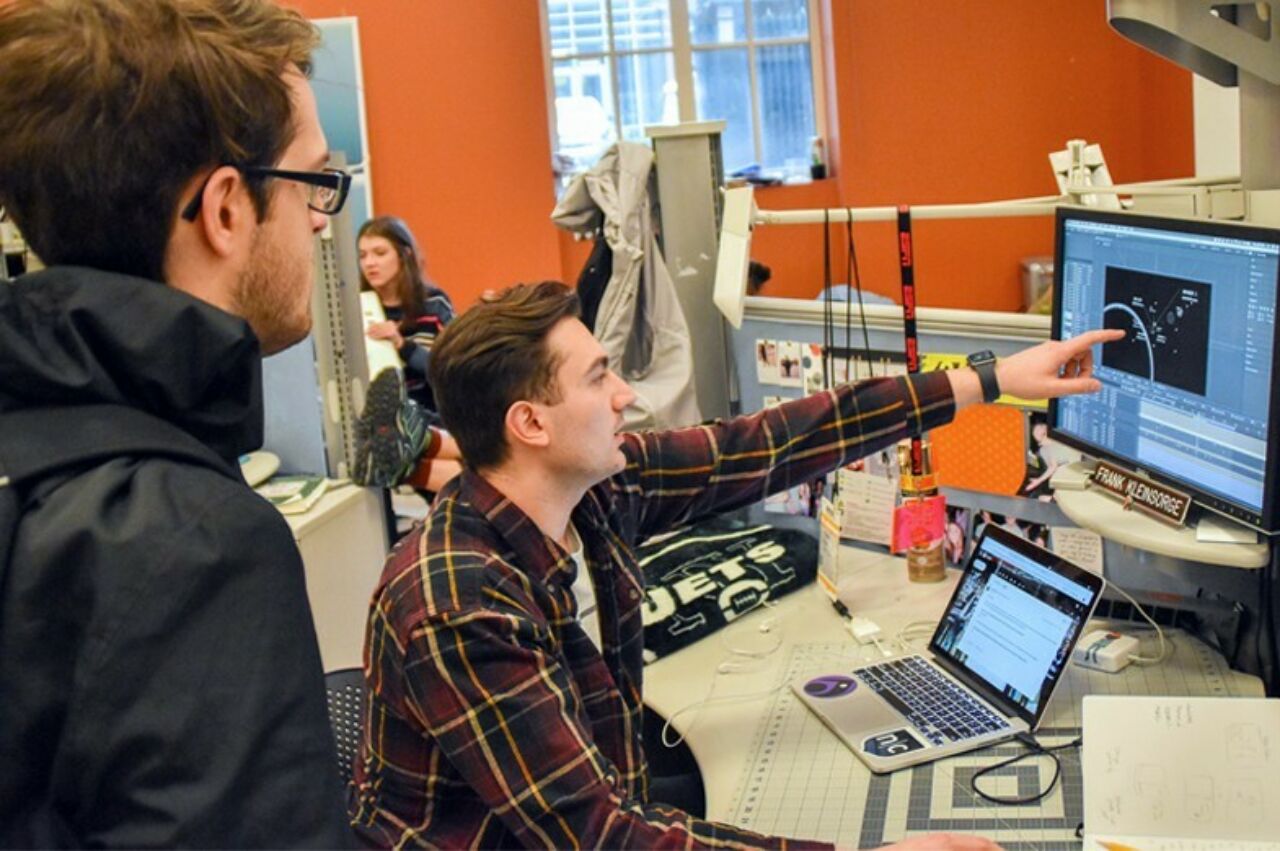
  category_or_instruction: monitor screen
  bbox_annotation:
[1049,207,1280,532]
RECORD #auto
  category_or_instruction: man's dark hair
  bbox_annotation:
[430,282,581,470]
[746,259,772,295]
[0,0,319,282]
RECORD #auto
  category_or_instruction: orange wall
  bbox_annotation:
[289,0,1193,312]
[289,0,565,310]
[753,0,1195,309]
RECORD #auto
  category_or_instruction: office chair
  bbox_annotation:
[324,667,365,787]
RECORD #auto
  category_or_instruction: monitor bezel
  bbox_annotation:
[1047,205,1280,534]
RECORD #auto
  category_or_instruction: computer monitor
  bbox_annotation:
[1049,206,1280,533]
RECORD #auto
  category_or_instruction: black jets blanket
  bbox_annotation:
[637,517,817,662]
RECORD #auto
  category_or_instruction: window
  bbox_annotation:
[540,0,824,183]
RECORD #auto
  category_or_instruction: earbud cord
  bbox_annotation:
[663,602,786,749]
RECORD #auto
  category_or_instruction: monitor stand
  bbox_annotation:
[1050,462,1270,570]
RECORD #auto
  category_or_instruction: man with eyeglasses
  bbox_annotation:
[0,1,354,846]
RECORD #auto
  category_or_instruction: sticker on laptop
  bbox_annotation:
[802,675,857,699]
[862,729,926,757]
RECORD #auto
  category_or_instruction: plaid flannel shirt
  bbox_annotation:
[351,372,955,849]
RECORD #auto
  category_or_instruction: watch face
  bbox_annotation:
[969,350,995,365]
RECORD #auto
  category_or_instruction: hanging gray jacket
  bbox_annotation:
[552,142,702,430]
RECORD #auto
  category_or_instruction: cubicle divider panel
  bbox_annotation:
[729,298,1063,538]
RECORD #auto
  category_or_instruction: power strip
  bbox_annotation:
[1073,629,1140,673]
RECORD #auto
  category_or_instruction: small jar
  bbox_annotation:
[906,536,946,583]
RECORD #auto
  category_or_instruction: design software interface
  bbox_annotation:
[1054,216,1280,518]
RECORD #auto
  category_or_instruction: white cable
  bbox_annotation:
[720,629,785,659]
[660,670,787,748]
[660,671,719,749]
[895,619,936,654]
[717,599,784,659]
[1102,582,1170,665]
[661,601,786,749]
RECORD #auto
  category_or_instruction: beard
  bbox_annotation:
[234,224,314,355]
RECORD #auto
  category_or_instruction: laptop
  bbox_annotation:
[794,525,1106,773]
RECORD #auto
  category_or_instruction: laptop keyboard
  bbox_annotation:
[856,656,1010,746]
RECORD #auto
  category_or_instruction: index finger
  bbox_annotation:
[1062,328,1126,352]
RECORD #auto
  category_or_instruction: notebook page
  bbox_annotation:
[1082,695,1280,846]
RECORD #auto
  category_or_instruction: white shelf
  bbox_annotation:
[1051,463,1269,570]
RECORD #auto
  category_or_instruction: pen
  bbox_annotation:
[1097,841,1141,851]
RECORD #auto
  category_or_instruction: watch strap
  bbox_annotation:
[967,352,1001,404]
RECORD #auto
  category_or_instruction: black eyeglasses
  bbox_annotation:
[179,165,352,221]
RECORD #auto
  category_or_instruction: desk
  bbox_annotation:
[282,483,387,672]
[644,545,1263,847]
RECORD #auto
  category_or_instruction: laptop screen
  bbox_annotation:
[929,526,1105,726]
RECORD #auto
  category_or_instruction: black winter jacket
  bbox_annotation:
[0,268,352,847]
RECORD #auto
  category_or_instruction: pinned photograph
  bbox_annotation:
[800,346,849,393]
[971,509,1050,553]
[802,343,825,394]
[857,447,899,480]
[1021,411,1081,502]
[776,340,803,387]
[755,339,779,385]
[944,506,970,566]
[764,482,811,516]
[831,356,850,385]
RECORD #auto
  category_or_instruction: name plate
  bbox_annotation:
[1090,460,1191,527]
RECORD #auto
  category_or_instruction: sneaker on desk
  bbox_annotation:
[353,368,429,488]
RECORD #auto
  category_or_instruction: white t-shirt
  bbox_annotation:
[566,524,601,650]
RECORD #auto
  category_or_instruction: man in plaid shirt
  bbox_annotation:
[351,281,1119,849]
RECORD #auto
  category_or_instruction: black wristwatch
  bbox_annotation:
[967,350,1001,403]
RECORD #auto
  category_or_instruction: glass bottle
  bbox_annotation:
[897,438,938,498]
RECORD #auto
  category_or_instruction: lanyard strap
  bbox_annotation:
[897,205,923,477]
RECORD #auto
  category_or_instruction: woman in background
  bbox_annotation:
[358,215,454,422]
[354,216,460,494]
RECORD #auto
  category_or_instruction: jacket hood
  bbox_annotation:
[550,141,655,244]
[0,266,265,460]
